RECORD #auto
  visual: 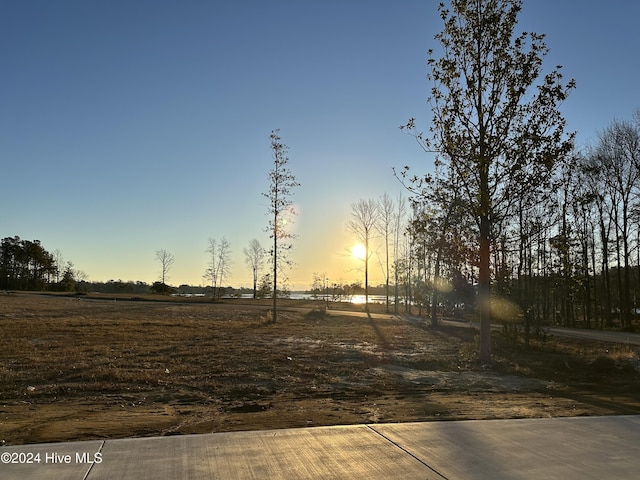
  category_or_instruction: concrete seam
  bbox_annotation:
[82,440,105,480]
[366,425,449,480]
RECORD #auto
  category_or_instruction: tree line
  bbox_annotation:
[0,236,83,291]
[343,191,478,317]
[151,237,267,298]
[1,129,298,302]
[329,109,640,334]
[393,2,640,365]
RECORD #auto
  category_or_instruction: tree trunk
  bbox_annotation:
[590,231,598,329]
[431,247,441,327]
[622,206,632,328]
[479,213,492,362]
[365,236,369,309]
[385,226,390,313]
[583,236,592,329]
[615,221,623,328]
[273,211,278,323]
[478,147,492,361]
[252,267,257,299]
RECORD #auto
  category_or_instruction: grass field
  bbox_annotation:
[1,293,640,445]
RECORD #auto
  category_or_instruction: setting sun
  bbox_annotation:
[351,243,366,260]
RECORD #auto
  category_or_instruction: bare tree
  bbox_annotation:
[393,194,407,314]
[263,129,300,322]
[155,249,175,286]
[244,239,265,299]
[52,249,65,283]
[593,117,640,328]
[347,198,378,308]
[377,193,394,312]
[204,237,231,299]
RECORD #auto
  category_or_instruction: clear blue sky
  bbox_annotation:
[2,0,639,289]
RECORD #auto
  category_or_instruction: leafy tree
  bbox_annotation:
[60,262,77,292]
[263,129,300,322]
[0,236,56,290]
[257,273,272,299]
[397,160,474,325]
[412,182,471,325]
[151,281,174,295]
[402,0,574,361]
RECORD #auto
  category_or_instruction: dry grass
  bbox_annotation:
[1,293,639,446]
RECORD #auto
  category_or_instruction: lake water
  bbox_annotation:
[174,292,394,304]
[241,293,391,304]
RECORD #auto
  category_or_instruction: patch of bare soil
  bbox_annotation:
[1,294,640,446]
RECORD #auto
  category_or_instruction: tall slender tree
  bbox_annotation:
[204,237,231,299]
[263,129,300,322]
[52,249,65,284]
[244,239,265,299]
[393,194,407,314]
[377,193,395,313]
[402,0,574,361]
[155,249,174,289]
[347,198,378,308]
[595,119,640,328]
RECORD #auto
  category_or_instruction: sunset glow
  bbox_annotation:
[351,243,366,260]
[2,1,637,290]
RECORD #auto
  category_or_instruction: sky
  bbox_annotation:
[2,0,639,290]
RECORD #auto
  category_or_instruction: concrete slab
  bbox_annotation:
[373,415,640,480]
[1,425,437,480]
[0,439,104,480]
[2,416,639,479]
[87,425,437,480]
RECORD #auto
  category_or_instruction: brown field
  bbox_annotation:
[1,292,640,446]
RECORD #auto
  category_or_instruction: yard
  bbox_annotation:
[1,293,639,446]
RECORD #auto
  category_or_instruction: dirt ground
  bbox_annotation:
[2,293,640,446]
